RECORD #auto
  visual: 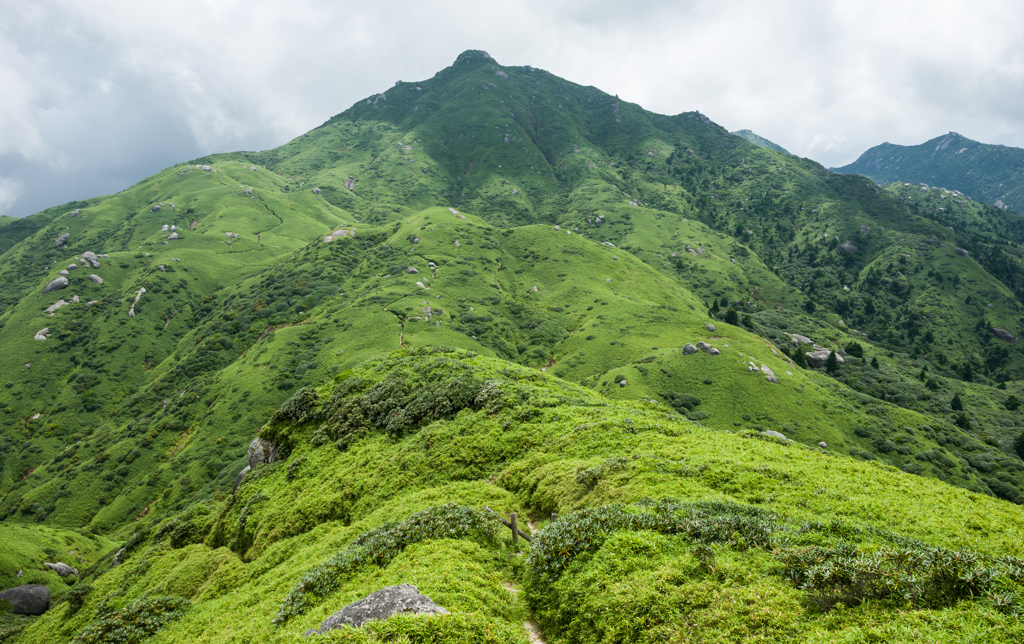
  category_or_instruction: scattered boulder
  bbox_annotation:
[619,380,627,387]
[88,274,103,285]
[838,241,858,255]
[243,188,253,195]
[34,328,50,341]
[247,438,278,469]
[42,276,69,294]
[312,187,320,194]
[760,364,778,383]
[150,205,161,213]
[45,300,69,316]
[706,323,716,332]
[58,269,69,276]
[168,232,179,240]
[53,233,70,247]
[860,224,870,235]
[0,585,51,615]
[956,248,969,258]
[405,267,419,274]
[344,177,356,190]
[818,441,828,449]
[494,71,508,79]
[203,165,212,171]
[762,430,787,440]
[709,347,721,355]
[787,333,813,345]
[67,263,78,270]
[44,562,78,577]
[682,343,698,355]
[69,209,79,218]
[805,349,844,369]
[157,265,166,272]
[232,466,251,494]
[81,251,100,268]
[695,341,711,353]
[161,224,169,232]
[992,327,1018,343]
[304,584,448,637]
[111,548,127,566]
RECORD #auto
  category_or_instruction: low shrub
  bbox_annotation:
[74,596,190,644]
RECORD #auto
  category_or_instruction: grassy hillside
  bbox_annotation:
[732,129,791,154]
[833,132,1024,213]
[10,349,1024,643]
[2,50,1024,642]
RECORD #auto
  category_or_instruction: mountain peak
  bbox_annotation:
[454,49,498,66]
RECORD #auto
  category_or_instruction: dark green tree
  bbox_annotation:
[951,393,963,411]
[710,299,720,315]
[723,309,739,325]
[826,351,839,374]
[1015,431,1024,460]
[1006,395,1021,411]
[955,413,971,430]
[871,356,879,369]
[844,341,864,358]
[805,300,817,314]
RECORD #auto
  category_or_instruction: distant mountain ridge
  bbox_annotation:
[832,132,1024,213]
[731,129,790,154]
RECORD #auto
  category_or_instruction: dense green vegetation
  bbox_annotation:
[1,50,1024,642]
[731,129,791,154]
[833,131,1024,213]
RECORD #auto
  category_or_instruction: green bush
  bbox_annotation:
[274,504,499,624]
[660,391,701,414]
[74,596,190,644]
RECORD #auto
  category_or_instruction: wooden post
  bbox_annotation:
[510,512,519,545]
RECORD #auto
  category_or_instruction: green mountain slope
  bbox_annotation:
[732,129,791,154]
[11,350,1024,643]
[3,50,1024,641]
[833,132,1024,213]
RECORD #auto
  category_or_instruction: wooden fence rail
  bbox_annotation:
[483,506,559,544]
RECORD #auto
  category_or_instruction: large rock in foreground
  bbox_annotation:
[0,584,51,615]
[304,584,448,636]
[246,438,278,469]
[805,348,845,369]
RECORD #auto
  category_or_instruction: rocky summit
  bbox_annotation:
[1,51,1024,643]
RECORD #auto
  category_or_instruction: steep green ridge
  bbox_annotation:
[732,129,791,154]
[2,50,1024,641]
[11,349,1024,643]
[833,132,1024,213]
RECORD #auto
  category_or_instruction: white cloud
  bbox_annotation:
[0,175,24,215]
[1,0,1023,216]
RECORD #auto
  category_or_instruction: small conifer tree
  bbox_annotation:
[951,393,963,411]
[826,351,839,374]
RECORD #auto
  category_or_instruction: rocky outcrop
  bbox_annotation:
[838,241,859,255]
[80,251,100,268]
[992,327,1018,343]
[88,274,103,285]
[42,276,69,294]
[682,343,698,355]
[53,233,70,247]
[34,328,50,341]
[762,430,787,440]
[405,267,419,274]
[956,248,969,258]
[304,585,448,637]
[45,300,70,316]
[247,438,278,469]
[44,562,78,577]
[0,585,51,615]
[805,349,844,369]
[760,364,778,383]
[695,341,711,353]
[128,287,146,318]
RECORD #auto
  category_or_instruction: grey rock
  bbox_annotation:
[44,562,78,577]
[706,323,716,332]
[818,441,828,449]
[956,248,969,258]
[247,438,278,469]
[88,274,103,285]
[405,267,419,274]
[788,333,813,345]
[312,187,321,194]
[805,349,844,369]
[992,327,1018,343]
[42,276,69,294]
[760,364,778,383]
[157,265,166,272]
[762,430,787,440]
[203,165,212,171]
[168,232,179,240]
[58,269,69,276]
[53,233,70,247]
[69,209,79,218]
[860,224,870,235]
[696,341,711,353]
[81,251,100,268]
[0,585,50,615]
[111,548,126,566]
[243,188,253,195]
[495,71,508,79]
[619,380,627,387]
[344,177,356,190]
[232,466,251,494]
[67,263,78,270]
[709,347,721,355]
[838,241,859,255]
[682,343,698,355]
[16,570,22,578]
[161,224,169,232]
[150,205,161,213]
[304,584,448,636]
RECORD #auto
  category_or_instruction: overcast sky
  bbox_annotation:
[2,0,1022,218]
